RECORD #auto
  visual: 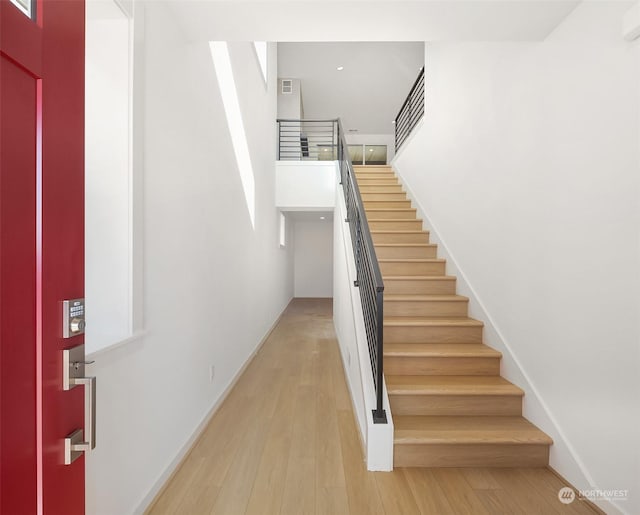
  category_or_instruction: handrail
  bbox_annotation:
[335,119,387,424]
[276,118,387,424]
[394,67,425,152]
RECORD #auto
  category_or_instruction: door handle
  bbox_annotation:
[63,344,96,464]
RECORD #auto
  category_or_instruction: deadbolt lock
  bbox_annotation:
[62,299,85,338]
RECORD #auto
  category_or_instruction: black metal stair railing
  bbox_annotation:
[276,119,337,160]
[276,118,387,424]
[394,66,425,152]
[336,119,387,424]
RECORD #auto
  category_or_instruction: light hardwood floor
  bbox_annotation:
[147,298,598,515]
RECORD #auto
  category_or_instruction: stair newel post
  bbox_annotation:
[337,122,343,184]
[394,115,398,153]
[354,211,361,287]
[373,286,387,424]
[331,120,341,160]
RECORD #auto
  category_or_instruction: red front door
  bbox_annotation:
[1,1,86,513]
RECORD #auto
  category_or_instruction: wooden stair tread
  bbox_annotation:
[393,416,553,445]
[379,258,445,263]
[365,208,415,212]
[383,275,455,281]
[358,164,551,467]
[371,230,429,234]
[385,343,501,358]
[375,243,435,248]
[367,220,427,224]
[384,317,483,327]
[385,294,467,302]
[386,375,523,396]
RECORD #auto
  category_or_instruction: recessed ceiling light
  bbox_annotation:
[391,120,396,124]
[323,148,329,152]
[369,148,374,152]
[320,216,326,220]
[337,66,344,71]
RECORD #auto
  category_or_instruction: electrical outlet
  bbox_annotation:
[209,365,215,383]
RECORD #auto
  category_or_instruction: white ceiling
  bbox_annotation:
[278,42,424,135]
[164,1,580,42]
[162,0,581,135]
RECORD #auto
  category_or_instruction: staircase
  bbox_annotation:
[354,165,553,468]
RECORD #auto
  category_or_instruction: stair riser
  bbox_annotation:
[369,220,423,230]
[384,324,483,344]
[384,299,468,317]
[357,178,399,185]
[385,356,500,376]
[383,278,456,295]
[355,170,394,176]
[389,395,521,416]
[394,444,549,468]
[353,165,395,175]
[365,206,416,221]
[355,175,397,181]
[376,246,437,259]
[361,193,408,201]
[364,201,412,210]
[359,185,403,193]
[380,261,446,276]
[365,210,417,220]
[372,232,430,244]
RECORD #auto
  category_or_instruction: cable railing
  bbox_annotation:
[394,66,424,152]
[276,118,387,424]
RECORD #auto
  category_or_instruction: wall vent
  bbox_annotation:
[281,79,293,94]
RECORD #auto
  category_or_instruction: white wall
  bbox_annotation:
[394,3,639,514]
[275,161,336,209]
[85,4,294,514]
[293,219,333,298]
[85,2,132,353]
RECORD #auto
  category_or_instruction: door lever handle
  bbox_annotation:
[63,344,97,464]
[71,360,95,370]
[70,375,96,450]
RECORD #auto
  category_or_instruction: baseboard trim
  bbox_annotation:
[136,299,292,514]
[547,467,608,515]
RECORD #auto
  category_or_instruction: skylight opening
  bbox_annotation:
[253,41,268,86]
[210,41,256,229]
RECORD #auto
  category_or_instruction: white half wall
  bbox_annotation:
[394,3,639,514]
[275,161,337,210]
[85,4,294,514]
[333,187,393,471]
[293,219,333,298]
